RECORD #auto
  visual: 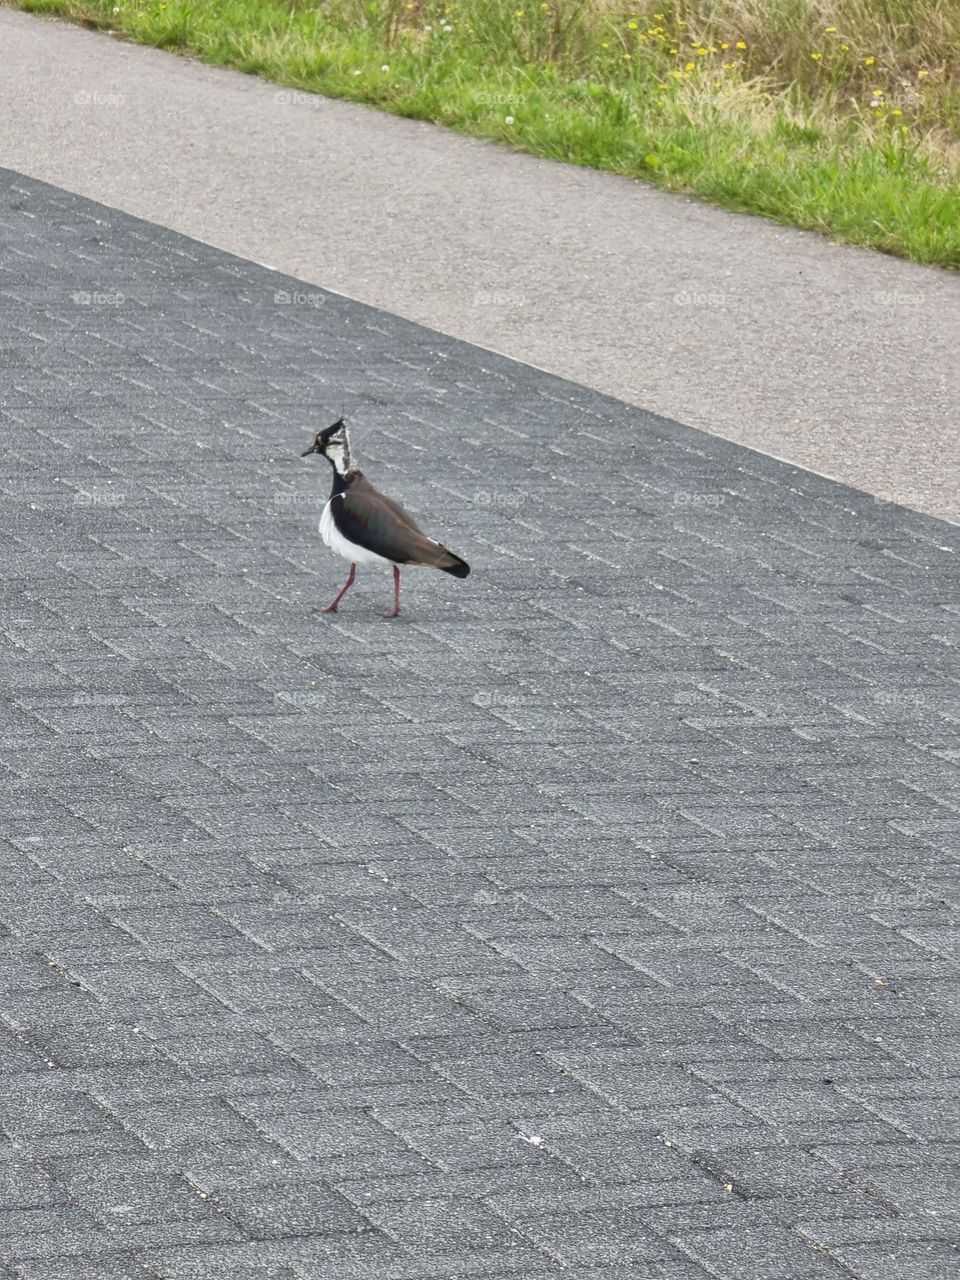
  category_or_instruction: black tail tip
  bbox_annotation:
[443,557,470,579]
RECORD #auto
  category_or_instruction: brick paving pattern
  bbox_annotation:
[1,168,958,1279]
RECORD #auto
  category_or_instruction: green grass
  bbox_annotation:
[9,0,960,267]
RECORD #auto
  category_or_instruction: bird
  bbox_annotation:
[300,415,470,618]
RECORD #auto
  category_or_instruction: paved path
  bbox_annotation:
[0,6,958,522]
[1,168,959,1279]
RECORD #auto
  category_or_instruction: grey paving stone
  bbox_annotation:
[0,168,957,1277]
[690,1147,851,1200]
[11,1259,152,1280]
[209,1180,369,1241]
[821,1241,960,1280]
[516,1205,682,1267]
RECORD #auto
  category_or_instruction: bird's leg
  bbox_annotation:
[315,563,356,614]
[382,565,401,619]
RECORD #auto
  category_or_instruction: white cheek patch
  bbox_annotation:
[326,437,351,475]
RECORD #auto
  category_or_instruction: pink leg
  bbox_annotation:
[382,565,401,619]
[315,563,356,613]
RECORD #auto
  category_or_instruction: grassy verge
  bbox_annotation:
[9,0,960,267]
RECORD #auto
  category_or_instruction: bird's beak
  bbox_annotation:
[301,443,319,457]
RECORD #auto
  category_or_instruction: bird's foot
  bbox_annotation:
[380,608,400,620]
[313,604,339,615]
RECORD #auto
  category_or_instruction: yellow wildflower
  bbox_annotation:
[891,108,902,116]
[685,61,695,70]
[719,41,729,50]
[864,56,875,66]
[825,26,837,34]
[736,41,747,50]
[810,52,821,61]
[918,69,928,79]
[628,20,638,30]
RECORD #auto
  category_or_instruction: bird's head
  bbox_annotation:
[301,415,352,475]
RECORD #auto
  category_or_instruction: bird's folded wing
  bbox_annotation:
[372,489,424,534]
[336,489,445,566]
[351,474,424,531]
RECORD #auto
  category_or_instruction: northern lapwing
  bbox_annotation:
[301,416,470,618]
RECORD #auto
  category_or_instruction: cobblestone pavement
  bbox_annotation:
[1,169,959,1280]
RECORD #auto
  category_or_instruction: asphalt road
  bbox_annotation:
[1,167,958,1280]
[0,6,958,521]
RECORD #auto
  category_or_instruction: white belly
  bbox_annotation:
[320,497,394,569]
